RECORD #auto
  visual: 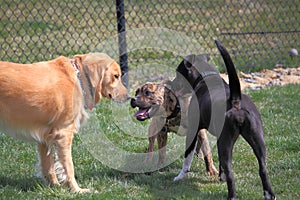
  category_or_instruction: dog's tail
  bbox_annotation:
[215,40,241,109]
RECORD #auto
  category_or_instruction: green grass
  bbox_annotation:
[0,1,299,198]
[0,84,299,199]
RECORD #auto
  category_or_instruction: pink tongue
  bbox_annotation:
[134,108,148,118]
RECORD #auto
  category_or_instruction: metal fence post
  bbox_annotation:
[116,0,129,88]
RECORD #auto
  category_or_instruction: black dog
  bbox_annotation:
[172,40,275,200]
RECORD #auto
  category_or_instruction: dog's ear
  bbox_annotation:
[196,53,210,62]
[183,54,196,68]
[183,60,192,68]
[74,54,89,65]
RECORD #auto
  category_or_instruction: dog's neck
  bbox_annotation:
[164,87,181,120]
[167,98,180,120]
[71,59,95,110]
[193,71,219,91]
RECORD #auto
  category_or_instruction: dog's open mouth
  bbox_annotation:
[133,105,160,121]
[133,107,152,121]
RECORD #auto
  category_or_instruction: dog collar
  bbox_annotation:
[193,71,219,89]
[71,59,95,110]
[167,97,181,120]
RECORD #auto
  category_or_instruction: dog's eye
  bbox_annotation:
[114,74,119,79]
[143,90,152,96]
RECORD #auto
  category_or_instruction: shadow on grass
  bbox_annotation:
[134,172,226,199]
[0,175,41,192]
[84,162,226,199]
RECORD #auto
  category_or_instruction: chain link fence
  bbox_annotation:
[0,0,299,77]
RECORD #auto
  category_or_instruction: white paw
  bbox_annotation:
[173,171,188,181]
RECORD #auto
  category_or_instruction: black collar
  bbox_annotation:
[162,96,181,133]
[167,96,181,120]
[193,71,219,90]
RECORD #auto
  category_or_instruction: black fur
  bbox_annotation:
[173,40,275,200]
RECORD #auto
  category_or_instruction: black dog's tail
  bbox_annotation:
[215,40,241,109]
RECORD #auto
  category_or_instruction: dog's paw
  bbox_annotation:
[173,171,188,181]
[77,188,90,193]
[207,166,219,176]
[227,197,238,200]
[264,190,276,200]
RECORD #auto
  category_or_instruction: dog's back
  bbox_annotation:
[0,58,77,142]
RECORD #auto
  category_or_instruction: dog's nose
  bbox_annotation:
[130,97,137,108]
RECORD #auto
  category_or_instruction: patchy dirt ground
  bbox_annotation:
[220,67,300,90]
[130,66,300,93]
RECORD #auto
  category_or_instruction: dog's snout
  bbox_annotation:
[130,97,137,108]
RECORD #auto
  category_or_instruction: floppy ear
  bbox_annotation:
[73,54,89,66]
[183,54,196,68]
[93,60,107,104]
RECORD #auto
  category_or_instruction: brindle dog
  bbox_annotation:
[131,81,218,175]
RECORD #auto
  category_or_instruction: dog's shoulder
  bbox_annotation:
[48,56,72,69]
[41,56,77,81]
[51,55,69,64]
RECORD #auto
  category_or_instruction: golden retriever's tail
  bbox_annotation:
[215,40,241,109]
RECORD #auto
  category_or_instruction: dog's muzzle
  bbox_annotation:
[130,97,137,108]
[130,97,151,121]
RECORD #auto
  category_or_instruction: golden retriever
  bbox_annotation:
[0,53,128,193]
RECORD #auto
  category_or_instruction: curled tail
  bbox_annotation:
[215,40,241,109]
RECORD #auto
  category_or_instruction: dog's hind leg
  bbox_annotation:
[241,127,276,200]
[157,131,168,166]
[37,143,59,186]
[217,125,240,200]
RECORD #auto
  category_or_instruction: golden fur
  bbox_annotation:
[0,53,128,193]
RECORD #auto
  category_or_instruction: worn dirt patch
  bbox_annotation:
[220,67,300,90]
[130,66,300,92]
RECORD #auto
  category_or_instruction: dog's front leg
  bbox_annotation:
[146,135,156,162]
[55,126,89,193]
[146,120,158,162]
[174,96,200,181]
[157,130,168,166]
[174,132,198,181]
[173,145,196,181]
[38,143,59,186]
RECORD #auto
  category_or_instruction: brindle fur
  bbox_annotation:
[131,81,218,175]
